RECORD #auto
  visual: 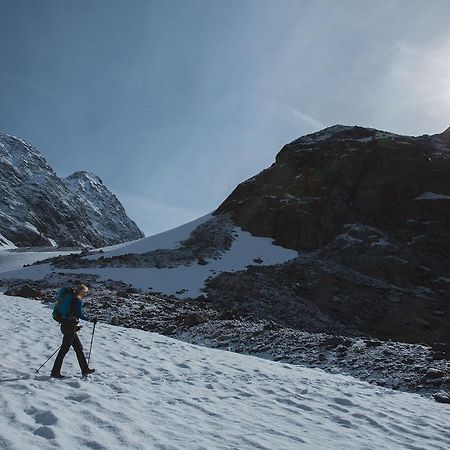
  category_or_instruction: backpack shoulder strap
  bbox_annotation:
[68,296,78,318]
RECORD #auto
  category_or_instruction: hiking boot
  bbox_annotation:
[82,368,95,377]
[50,372,66,379]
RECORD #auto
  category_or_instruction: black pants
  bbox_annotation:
[51,321,88,374]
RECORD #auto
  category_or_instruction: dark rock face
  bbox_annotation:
[4,284,43,299]
[216,125,450,256]
[203,255,450,345]
[213,125,450,345]
[0,131,144,247]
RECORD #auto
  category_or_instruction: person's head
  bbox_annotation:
[74,284,89,299]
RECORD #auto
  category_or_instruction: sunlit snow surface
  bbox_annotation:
[0,294,449,450]
[0,214,298,298]
[88,213,215,257]
[0,249,77,274]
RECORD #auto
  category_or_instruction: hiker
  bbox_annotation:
[51,284,98,378]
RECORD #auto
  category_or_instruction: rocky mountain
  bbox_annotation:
[0,131,144,247]
[216,125,450,254]
[3,124,450,399]
[16,124,449,345]
[213,125,450,344]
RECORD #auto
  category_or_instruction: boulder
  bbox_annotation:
[434,391,450,404]
[184,313,206,328]
[4,284,43,299]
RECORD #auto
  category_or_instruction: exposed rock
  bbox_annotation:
[433,391,450,404]
[208,125,450,345]
[424,368,447,379]
[35,214,235,270]
[4,284,43,299]
[184,313,206,327]
[110,316,120,325]
[0,131,143,247]
[203,254,450,345]
[216,125,450,258]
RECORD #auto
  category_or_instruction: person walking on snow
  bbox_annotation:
[51,284,97,379]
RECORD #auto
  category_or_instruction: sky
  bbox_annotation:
[1,0,450,236]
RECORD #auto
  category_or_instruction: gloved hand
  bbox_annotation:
[92,317,98,324]
[75,325,82,332]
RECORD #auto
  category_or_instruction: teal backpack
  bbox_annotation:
[52,287,75,323]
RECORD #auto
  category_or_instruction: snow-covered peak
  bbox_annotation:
[62,169,144,244]
[63,171,105,196]
[0,131,56,184]
[0,131,144,247]
[66,170,103,184]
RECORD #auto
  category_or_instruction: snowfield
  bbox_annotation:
[1,294,449,450]
[0,249,78,274]
[88,213,215,257]
[0,214,298,298]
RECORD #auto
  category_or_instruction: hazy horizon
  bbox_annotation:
[1,0,450,235]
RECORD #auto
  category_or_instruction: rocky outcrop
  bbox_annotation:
[216,125,450,259]
[213,125,450,344]
[32,214,235,269]
[0,131,144,247]
[203,254,450,345]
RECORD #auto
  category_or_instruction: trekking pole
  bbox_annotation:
[87,322,96,366]
[35,346,61,373]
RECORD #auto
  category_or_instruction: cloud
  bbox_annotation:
[284,106,326,130]
[374,35,450,134]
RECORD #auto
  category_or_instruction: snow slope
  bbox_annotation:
[0,249,79,274]
[88,213,214,258]
[0,294,449,450]
[62,171,144,244]
[0,215,298,298]
[0,234,16,250]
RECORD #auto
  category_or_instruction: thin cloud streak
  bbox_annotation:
[284,105,326,131]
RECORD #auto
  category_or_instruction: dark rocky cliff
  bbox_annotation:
[214,125,450,344]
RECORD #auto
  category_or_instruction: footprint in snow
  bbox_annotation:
[34,411,58,426]
[66,393,91,403]
[333,397,356,407]
[25,406,54,422]
[333,416,353,428]
[34,375,51,382]
[33,426,55,440]
[25,408,58,429]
